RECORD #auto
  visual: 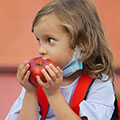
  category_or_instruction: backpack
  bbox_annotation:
[111,98,120,120]
[37,74,120,120]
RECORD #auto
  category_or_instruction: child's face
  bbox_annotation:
[33,14,74,68]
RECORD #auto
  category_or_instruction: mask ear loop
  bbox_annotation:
[72,47,81,59]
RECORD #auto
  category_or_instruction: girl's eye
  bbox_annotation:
[48,38,55,44]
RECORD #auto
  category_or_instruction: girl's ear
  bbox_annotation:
[72,46,81,59]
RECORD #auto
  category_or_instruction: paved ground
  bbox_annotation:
[0,74,22,120]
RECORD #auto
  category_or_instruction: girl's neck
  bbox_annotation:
[62,70,81,86]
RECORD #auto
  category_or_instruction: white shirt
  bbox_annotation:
[5,74,115,120]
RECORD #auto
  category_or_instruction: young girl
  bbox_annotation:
[6,0,116,119]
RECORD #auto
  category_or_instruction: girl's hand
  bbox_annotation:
[36,64,63,96]
[17,60,37,93]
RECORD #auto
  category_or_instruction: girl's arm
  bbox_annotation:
[46,90,87,120]
[17,91,38,120]
[16,61,39,120]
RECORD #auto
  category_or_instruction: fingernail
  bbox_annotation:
[42,69,45,72]
[57,66,60,69]
[45,65,49,68]
[49,64,53,66]
[27,64,30,67]
[36,75,39,78]
[24,60,29,63]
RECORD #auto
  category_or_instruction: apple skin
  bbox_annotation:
[29,57,54,87]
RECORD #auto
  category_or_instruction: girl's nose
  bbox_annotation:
[38,46,48,56]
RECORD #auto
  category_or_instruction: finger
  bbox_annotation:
[57,66,63,82]
[57,66,63,74]
[45,65,57,81]
[20,64,30,80]
[17,64,24,74]
[17,60,29,73]
[22,70,30,84]
[36,76,50,88]
[49,64,62,78]
[42,69,53,84]
[36,75,45,87]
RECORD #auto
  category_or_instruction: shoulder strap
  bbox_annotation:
[117,99,120,120]
[70,74,94,115]
[37,74,94,119]
[111,97,120,120]
[37,87,49,120]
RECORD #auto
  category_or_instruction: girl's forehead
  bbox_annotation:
[34,14,66,34]
[33,14,70,39]
[36,14,61,26]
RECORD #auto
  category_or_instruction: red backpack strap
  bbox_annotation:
[111,98,120,120]
[37,74,94,119]
[117,99,120,120]
[37,86,49,120]
[70,74,94,115]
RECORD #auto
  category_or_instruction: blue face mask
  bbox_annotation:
[62,59,83,77]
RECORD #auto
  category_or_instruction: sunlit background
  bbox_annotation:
[0,0,120,119]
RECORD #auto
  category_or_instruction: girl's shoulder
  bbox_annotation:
[86,74,115,106]
[79,74,115,119]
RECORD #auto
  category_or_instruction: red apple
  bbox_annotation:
[29,57,54,87]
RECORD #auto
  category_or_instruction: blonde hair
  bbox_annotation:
[32,0,114,80]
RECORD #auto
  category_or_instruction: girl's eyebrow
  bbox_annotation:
[42,33,55,38]
[43,34,57,40]
[34,33,58,40]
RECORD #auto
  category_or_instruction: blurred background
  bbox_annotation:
[0,0,120,119]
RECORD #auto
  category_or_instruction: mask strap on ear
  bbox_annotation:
[62,46,83,77]
[72,46,81,59]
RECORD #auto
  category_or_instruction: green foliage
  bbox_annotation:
[117,94,120,102]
